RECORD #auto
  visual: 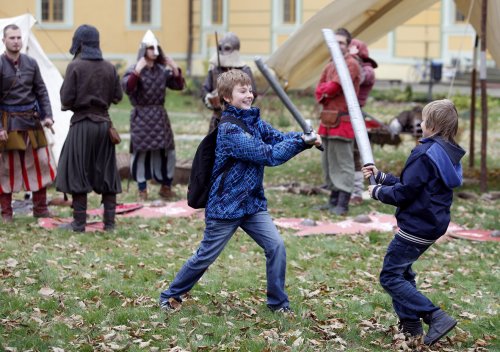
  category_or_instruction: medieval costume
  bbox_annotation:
[0,36,56,222]
[56,25,123,232]
[315,30,362,215]
[202,32,257,133]
[122,30,185,201]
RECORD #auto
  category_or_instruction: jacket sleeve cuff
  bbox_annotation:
[372,185,382,200]
[375,171,386,184]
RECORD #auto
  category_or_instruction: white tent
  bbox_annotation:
[0,13,70,163]
[266,0,499,89]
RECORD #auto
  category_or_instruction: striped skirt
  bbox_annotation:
[0,144,56,194]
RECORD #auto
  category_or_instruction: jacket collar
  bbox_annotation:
[222,105,260,125]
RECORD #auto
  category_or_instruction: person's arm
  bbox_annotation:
[315,63,341,104]
[60,63,76,111]
[371,157,431,207]
[122,65,139,94]
[112,66,123,104]
[165,67,185,90]
[218,123,308,167]
[32,59,53,126]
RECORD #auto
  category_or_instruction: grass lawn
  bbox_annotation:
[0,89,498,351]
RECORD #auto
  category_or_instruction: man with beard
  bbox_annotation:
[314,28,362,215]
[0,24,56,222]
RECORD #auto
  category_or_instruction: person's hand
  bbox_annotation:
[361,164,378,179]
[42,118,54,128]
[313,134,322,147]
[301,132,322,146]
[135,57,147,74]
[0,129,8,142]
[164,56,180,77]
[368,185,376,198]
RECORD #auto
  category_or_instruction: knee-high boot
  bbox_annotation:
[0,193,13,222]
[332,191,351,216]
[33,188,51,217]
[72,193,87,232]
[102,193,116,231]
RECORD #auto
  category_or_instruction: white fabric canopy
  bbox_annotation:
[0,14,70,164]
[266,0,498,89]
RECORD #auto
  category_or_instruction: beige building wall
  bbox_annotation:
[0,0,485,82]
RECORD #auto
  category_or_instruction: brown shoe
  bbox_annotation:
[159,185,176,200]
[137,190,148,202]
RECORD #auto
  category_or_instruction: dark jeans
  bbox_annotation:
[380,236,439,321]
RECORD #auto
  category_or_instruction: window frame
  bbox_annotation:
[126,0,161,30]
[36,0,73,29]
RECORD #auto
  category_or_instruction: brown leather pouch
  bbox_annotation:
[108,122,121,145]
[320,109,341,128]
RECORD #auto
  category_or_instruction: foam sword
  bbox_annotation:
[254,57,323,151]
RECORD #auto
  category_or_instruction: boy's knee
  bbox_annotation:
[380,271,394,291]
[267,238,286,255]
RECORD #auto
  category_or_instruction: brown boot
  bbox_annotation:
[0,193,13,223]
[33,188,53,218]
[159,185,176,200]
[137,189,148,202]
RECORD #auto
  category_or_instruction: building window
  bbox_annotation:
[41,0,64,22]
[283,0,296,24]
[131,0,151,24]
[211,0,223,24]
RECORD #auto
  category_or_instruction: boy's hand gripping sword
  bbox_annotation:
[321,28,376,184]
[254,57,323,151]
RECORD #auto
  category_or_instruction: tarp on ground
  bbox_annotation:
[266,0,499,89]
[0,13,70,163]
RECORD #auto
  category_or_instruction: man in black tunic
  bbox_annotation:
[56,25,123,232]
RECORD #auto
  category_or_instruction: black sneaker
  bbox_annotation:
[423,309,457,346]
[160,298,182,313]
[270,306,294,316]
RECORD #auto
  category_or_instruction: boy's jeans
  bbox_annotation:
[160,211,289,310]
[380,236,439,321]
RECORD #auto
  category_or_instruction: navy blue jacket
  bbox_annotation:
[205,105,309,219]
[373,137,465,246]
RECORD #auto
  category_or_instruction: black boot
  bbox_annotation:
[399,319,424,337]
[423,309,457,345]
[71,193,87,232]
[102,193,116,231]
[331,191,350,215]
[315,190,339,211]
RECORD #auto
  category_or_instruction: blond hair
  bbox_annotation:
[216,69,252,107]
[422,99,459,144]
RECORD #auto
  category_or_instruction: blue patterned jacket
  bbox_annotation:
[205,105,309,219]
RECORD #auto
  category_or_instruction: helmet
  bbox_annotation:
[69,24,102,60]
[218,32,240,55]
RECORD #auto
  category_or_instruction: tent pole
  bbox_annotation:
[479,0,488,192]
[469,35,478,169]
